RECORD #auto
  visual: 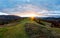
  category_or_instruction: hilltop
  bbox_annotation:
[0,16,60,38]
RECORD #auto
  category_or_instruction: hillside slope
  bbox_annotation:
[0,19,29,38]
[0,18,60,38]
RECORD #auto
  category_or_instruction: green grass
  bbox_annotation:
[0,18,38,38]
[0,18,60,38]
[0,19,31,38]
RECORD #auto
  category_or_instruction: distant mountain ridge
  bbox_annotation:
[35,17,60,28]
[0,15,21,25]
[40,17,60,21]
[0,15,20,19]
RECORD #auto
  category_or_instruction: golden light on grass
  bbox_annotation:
[30,16,35,21]
[28,14,37,21]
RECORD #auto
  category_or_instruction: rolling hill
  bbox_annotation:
[35,17,60,28]
[0,18,54,38]
[0,15,60,38]
[0,15,22,25]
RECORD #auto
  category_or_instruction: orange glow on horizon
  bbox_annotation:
[13,11,43,17]
[30,16,35,21]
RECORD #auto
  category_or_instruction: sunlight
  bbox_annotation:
[13,11,47,18]
[28,14,37,21]
[30,16,35,21]
[19,11,40,17]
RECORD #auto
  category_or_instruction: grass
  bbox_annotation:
[0,18,31,38]
[0,18,38,38]
[0,18,60,38]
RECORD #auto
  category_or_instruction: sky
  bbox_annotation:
[0,0,60,17]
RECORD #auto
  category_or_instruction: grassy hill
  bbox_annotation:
[0,18,30,38]
[0,18,60,38]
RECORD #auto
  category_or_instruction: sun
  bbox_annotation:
[29,14,37,20]
[20,14,38,20]
[19,11,39,20]
[19,11,40,17]
[30,16,35,21]
[14,11,40,20]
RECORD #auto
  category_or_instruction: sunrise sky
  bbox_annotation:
[0,0,60,17]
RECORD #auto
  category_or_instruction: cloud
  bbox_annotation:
[1,4,60,17]
[0,12,9,15]
[2,4,42,14]
[0,0,60,11]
